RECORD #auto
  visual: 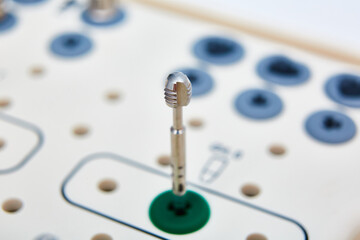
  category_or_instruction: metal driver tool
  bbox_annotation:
[88,0,118,22]
[164,72,192,196]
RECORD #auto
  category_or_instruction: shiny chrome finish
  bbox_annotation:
[88,0,118,22]
[164,72,192,196]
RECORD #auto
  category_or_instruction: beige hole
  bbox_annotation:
[106,90,121,101]
[269,144,286,156]
[188,118,204,128]
[241,184,261,197]
[0,138,5,149]
[247,233,267,240]
[91,233,113,240]
[2,198,23,213]
[98,179,117,192]
[157,155,171,166]
[30,66,45,77]
[73,125,89,136]
[0,98,10,108]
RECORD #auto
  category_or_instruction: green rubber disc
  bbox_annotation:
[149,190,210,235]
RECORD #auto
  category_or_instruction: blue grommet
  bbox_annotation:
[178,68,214,97]
[81,9,125,27]
[50,33,93,58]
[193,36,244,65]
[0,14,17,33]
[13,0,47,4]
[305,110,356,144]
[234,89,283,120]
[325,73,360,108]
[256,55,310,86]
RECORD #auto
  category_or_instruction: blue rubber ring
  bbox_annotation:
[13,0,47,4]
[234,89,283,120]
[256,55,310,86]
[50,33,93,58]
[177,68,214,97]
[193,36,244,65]
[81,9,126,27]
[0,14,17,33]
[305,110,356,144]
[325,73,360,108]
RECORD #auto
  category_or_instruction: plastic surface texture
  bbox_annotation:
[62,154,307,239]
[149,190,210,234]
[234,89,283,119]
[50,33,93,58]
[325,73,360,108]
[193,36,244,65]
[149,191,210,234]
[1,1,360,239]
[305,110,356,144]
[257,55,310,86]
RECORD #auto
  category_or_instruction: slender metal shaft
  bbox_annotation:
[164,72,192,197]
[171,107,186,196]
[173,107,183,129]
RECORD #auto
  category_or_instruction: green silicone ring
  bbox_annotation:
[149,190,210,235]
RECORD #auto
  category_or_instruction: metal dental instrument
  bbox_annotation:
[164,72,192,196]
[88,0,118,22]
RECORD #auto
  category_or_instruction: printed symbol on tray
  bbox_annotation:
[199,143,242,184]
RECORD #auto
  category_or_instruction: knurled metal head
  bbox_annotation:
[164,72,192,108]
[90,0,117,10]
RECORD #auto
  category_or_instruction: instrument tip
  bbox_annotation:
[164,72,192,108]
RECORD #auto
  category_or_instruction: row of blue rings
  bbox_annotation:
[0,1,125,33]
[188,36,313,99]
[0,3,357,144]
[189,36,358,144]
[2,3,360,109]
[191,36,360,105]
[33,18,360,145]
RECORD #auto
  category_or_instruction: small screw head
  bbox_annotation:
[164,72,192,108]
